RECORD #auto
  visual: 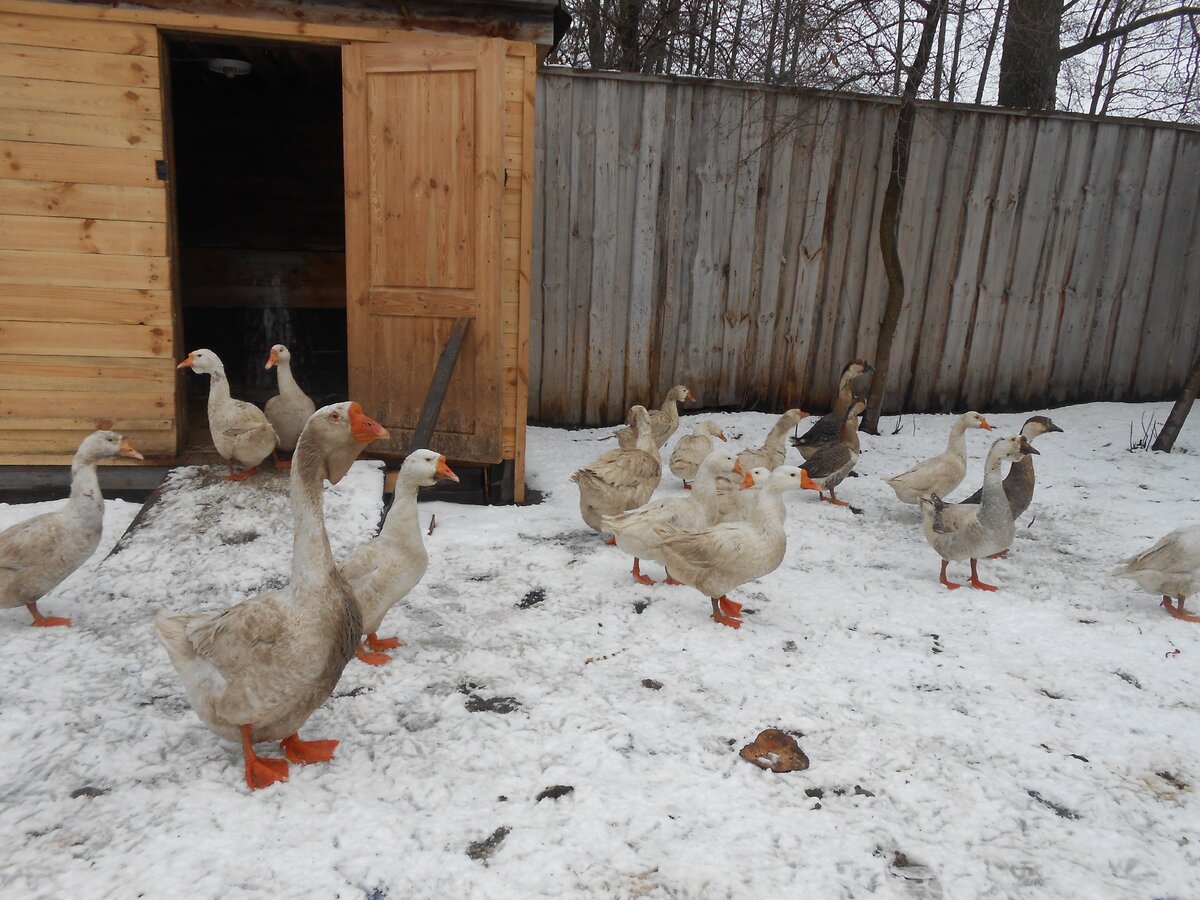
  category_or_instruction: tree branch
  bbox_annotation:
[1060,6,1200,59]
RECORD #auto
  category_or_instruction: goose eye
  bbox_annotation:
[330,413,341,422]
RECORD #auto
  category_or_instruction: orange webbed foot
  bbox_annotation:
[631,560,656,586]
[664,576,684,586]
[988,550,1009,560]
[718,596,743,618]
[820,495,850,507]
[604,536,617,546]
[366,633,402,651]
[710,613,743,629]
[969,578,998,592]
[224,466,259,482]
[280,734,339,765]
[355,644,391,666]
[1161,599,1200,623]
[244,755,290,790]
[31,615,72,627]
[274,459,292,471]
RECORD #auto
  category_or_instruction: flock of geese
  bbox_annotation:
[571,360,1200,628]
[0,350,1196,791]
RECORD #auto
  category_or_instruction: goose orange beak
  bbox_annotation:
[436,455,459,482]
[686,390,695,401]
[177,354,194,369]
[979,418,994,430]
[348,402,388,443]
[740,471,755,489]
[717,431,727,441]
[800,469,821,491]
[265,349,279,370]
[118,439,143,460]
[732,460,745,475]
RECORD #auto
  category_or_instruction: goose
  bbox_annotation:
[602,450,744,586]
[1112,525,1200,623]
[737,408,809,472]
[572,406,662,540]
[918,435,1038,591]
[655,466,809,628]
[155,402,388,790]
[615,385,693,449]
[886,411,993,504]
[957,415,1063,517]
[179,349,279,481]
[668,420,727,488]
[712,465,772,524]
[0,430,142,627]
[790,360,874,460]
[801,398,867,507]
[264,344,317,459]
[339,449,459,665]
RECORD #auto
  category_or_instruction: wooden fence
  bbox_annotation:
[529,69,1200,426]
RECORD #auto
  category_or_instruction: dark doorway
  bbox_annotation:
[164,35,346,447]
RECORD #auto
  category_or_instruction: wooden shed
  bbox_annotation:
[0,0,564,502]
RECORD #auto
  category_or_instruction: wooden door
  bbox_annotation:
[343,36,505,461]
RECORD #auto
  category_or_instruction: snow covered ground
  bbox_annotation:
[1,401,1198,899]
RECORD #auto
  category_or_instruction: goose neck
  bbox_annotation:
[289,432,336,595]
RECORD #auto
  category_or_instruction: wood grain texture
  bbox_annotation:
[529,70,1200,425]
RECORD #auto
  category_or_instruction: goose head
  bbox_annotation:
[627,405,653,435]
[699,449,743,479]
[1022,415,1063,440]
[300,401,388,485]
[961,410,994,431]
[697,420,727,441]
[768,465,812,493]
[77,430,143,463]
[841,359,876,393]
[781,408,810,426]
[403,448,459,487]
[177,348,224,376]
[991,434,1040,464]
[265,344,292,370]
[667,384,694,404]
[743,466,772,490]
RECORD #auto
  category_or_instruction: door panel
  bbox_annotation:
[343,36,504,461]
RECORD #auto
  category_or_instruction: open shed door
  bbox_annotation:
[342,36,504,461]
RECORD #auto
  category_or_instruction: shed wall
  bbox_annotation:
[0,12,176,460]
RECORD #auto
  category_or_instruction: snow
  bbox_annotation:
[1,402,1198,899]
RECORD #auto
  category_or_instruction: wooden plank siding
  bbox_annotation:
[529,69,1200,425]
[0,12,174,462]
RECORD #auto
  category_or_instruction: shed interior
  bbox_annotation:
[165,35,346,441]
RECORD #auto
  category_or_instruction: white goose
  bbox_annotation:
[602,449,744,586]
[668,420,727,488]
[265,344,317,457]
[155,402,388,790]
[919,435,1038,591]
[886,411,993,504]
[0,430,142,627]
[1113,525,1200,623]
[655,466,808,628]
[736,409,808,472]
[339,449,459,665]
[572,406,662,539]
[179,349,279,481]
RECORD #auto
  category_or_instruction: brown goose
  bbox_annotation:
[800,399,866,507]
[790,360,874,460]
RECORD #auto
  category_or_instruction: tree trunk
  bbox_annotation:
[997,0,1065,109]
[1152,352,1200,452]
[977,0,1007,103]
[862,0,949,434]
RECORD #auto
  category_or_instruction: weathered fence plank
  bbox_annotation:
[530,69,1200,425]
